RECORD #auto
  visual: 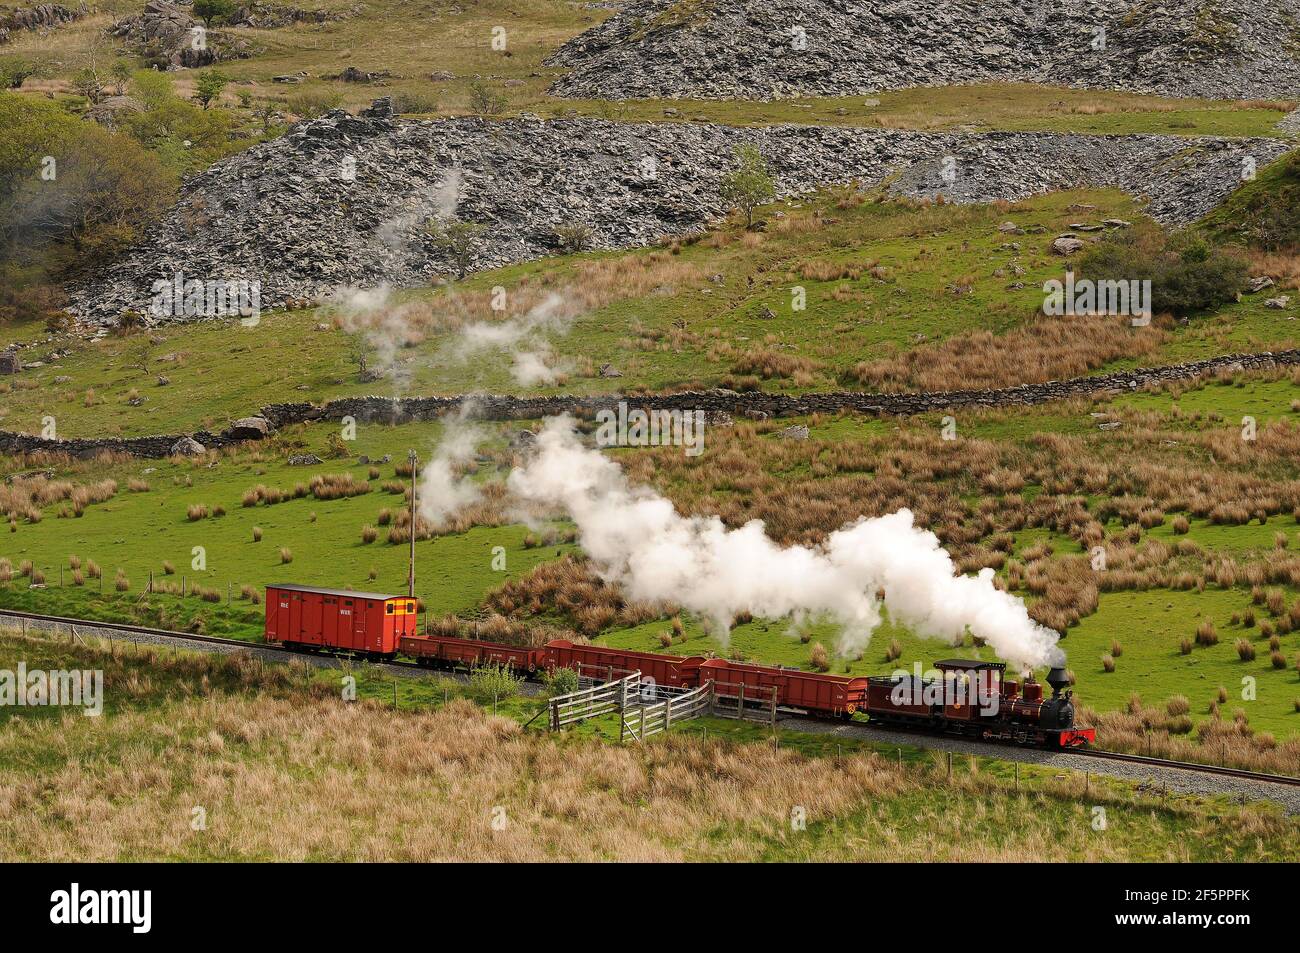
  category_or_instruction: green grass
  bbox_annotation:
[1066,587,1300,737]
[0,420,576,636]
[1117,374,1300,428]
[9,387,1300,742]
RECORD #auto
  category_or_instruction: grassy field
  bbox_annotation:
[1,628,1294,861]
[7,380,1300,743]
[0,420,577,636]
[7,184,1298,440]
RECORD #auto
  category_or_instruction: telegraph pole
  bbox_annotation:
[407,448,418,599]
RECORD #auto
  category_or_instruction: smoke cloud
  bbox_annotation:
[417,405,485,530]
[449,291,577,386]
[327,283,422,391]
[506,416,1065,671]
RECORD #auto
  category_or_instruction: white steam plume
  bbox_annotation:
[417,405,485,529]
[506,416,1065,671]
[327,283,421,391]
[450,291,577,386]
[431,165,463,222]
[376,164,462,254]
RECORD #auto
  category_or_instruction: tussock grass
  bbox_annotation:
[1,629,1293,862]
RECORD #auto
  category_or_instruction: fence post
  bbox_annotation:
[148,570,153,594]
[947,751,953,780]
[738,682,745,720]
[770,686,777,728]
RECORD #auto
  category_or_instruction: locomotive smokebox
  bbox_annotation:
[1045,667,1070,695]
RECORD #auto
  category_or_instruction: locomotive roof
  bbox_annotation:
[933,659,1007,671]
[266,583,410,602]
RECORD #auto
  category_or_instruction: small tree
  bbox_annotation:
[71,66,105,105]
[0,57,39,90]
[466,79,507,116]
[110,60,133,96]
[541,666,579,699]
[193,71,228,110]
[426,218,487,279]
[192,0,236,27]
[719,144,775,229]
[347,332,375,382]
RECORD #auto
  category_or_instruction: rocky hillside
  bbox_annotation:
[547,0,1300,101]
[70,103,1290,321]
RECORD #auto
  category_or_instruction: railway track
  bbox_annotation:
[4,605,1299,791]
[1067,746,1300,788]
[0,606,426,673]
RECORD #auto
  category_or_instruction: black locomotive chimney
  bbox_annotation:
[1045,667,1070,696]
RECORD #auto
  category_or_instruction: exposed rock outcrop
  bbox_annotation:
[69,107,1290,321]
[547,0,1300,101]
[110,0,251,69]
[226,1,359,28]
[0,3,82,44]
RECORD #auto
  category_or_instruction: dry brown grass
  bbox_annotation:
[1087,697,1300,777]
[850,315,1167,392]
[485,555,670,636]
[309,473,371,500]
[0,474,118,524]
[0,631,1289,862]
[333,251,705,350]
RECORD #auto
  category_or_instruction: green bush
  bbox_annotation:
[391,91,439,115]
[120,71,242,174]
[541,666,579,699]
[192,0,236,26]
[466,80,507,116]
[1079,220,1248,316]
[0,57,38,90]
[467,662,523,704]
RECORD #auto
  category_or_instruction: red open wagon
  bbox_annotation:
[697,659,867,718]
[544,640,705,688]
[400,634,546,672]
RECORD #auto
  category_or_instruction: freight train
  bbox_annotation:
[264,583,1095,750]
